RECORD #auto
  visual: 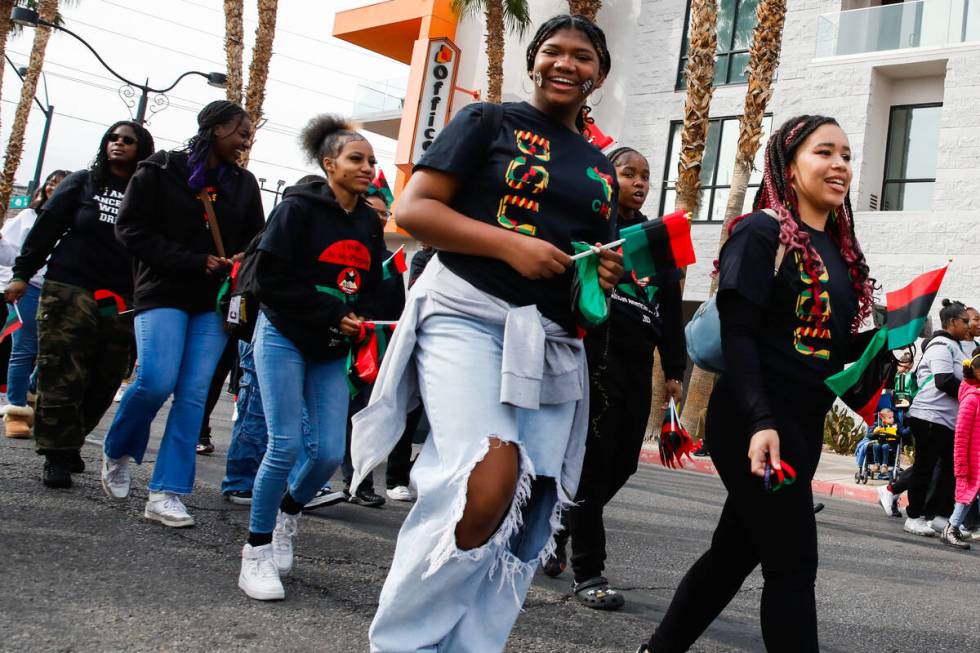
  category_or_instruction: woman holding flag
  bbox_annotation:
[349,14,622,652]
[4,122,153,488]
[640,116,876,653]
[236,114,386,601]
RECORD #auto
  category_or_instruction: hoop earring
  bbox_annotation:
[591,89,604,105]
[522,76,534,95]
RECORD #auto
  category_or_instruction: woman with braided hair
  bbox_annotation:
[349,13,623,652]
[100,101,264,527]
[638,116,876,653]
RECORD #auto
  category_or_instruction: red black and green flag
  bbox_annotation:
[886,265,947,350]
[571,241,610,328]
[346,322,396,396]
[94,289,128,317]
[659,398,695,469]
[367,169,394,207]
[824,328,898,426]
[0,303,22,343]
[382,245,407,281]
[621,210,696,279]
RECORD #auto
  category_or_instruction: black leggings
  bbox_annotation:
[649,381,823,652]
[905,417,955,519]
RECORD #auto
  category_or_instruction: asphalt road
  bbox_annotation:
[2,394,978,653]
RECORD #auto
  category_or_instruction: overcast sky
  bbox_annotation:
[0,0,406,213]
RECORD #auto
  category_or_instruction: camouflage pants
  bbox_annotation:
[34,280,134,454]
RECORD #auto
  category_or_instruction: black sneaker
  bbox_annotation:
[348,487,386,508]
[42,456,72,488]
[941,522,971,550]
[303,486,346,511]
[69,450,85,474]
[224,490,253,506]
[195,432,215,456]
[543,544,567,578]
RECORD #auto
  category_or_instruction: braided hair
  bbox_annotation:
[606,146,641,167]
[726,115,874,333]
[525,14,612,134]
[299,114,366,174]
[90,121,154,187]
[185,100,248,192]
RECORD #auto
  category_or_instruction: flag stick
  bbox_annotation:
[383,245,404,266]
[569,238,625,261]
[364,320,398,326]
[12,302,22,323]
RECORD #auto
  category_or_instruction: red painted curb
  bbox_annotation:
[640,447,909,508]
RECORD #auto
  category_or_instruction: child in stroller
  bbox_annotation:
[855,407,907,483]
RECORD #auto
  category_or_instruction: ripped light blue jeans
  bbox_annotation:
[369,314,575,653]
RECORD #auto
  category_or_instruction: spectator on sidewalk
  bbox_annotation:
[857,407,900,478]
[6,122,154,488]
[903,300,975,538]
[100,101,264,527]
[941,347,980,549]
[0,169,69,436]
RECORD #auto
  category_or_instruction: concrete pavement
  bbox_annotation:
[2,394,978,652]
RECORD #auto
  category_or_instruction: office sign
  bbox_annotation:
[410,37,460,165]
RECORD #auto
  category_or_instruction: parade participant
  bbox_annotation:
[545,146,685,611]
[0,169,69,437]
[639,115,875,653]
[350,14,623,651]
[941,347,980,549]
[5,123,153,487]
[100,101,264,527]
[237,115,386,600]
[903,299,974,537]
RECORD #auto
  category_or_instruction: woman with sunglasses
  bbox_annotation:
[101,101,264,528]
[0,169,69,438]
[5,122,153,488]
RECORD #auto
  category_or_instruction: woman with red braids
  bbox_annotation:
[637,116,876,653]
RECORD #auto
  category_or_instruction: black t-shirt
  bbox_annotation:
[718,211,858,403]
[14,170,133,296]
[255,182,385,360]
[415,102,617,334]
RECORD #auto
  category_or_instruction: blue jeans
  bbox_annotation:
[872,442,893,467]
[7,283,40,406]
[104,308,228,495]
[221,339,315,495]
[249,313,348,534]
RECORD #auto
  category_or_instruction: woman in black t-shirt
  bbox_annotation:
[356,15,623,653]
[237,115,385,601]
[640,117,876,653]
[6,121,154,489]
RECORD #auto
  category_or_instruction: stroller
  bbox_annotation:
[854,404,910,484]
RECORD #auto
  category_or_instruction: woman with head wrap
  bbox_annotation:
[100,101,265,527]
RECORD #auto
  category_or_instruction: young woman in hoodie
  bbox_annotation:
[237,115,385,601]
[5,122,153,487]
[100,101,264,527]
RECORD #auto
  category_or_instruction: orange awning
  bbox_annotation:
[332,0,457,64]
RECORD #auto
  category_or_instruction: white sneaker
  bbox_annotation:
[113,384,126,402]
[903,516,935,537]
[272,511,298,574]
[386,485,416,502]
[101,453,131,500]
[877,485,896,516]
[239,543,284,601]
[144,493,195,528]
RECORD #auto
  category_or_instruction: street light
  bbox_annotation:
[11,5,226,124]
[6,55,53,196]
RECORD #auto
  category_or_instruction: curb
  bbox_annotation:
[639,447,909,508]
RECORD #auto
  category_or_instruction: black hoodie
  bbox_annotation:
[114,150,265,314]
[254,181,385,361]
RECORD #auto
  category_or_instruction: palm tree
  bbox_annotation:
[679,0,787,438]
[0,0,17,138]
[452,0,530,104]
[240,0,278,166]
[0,0,57,211]
[567,0,602,20]
[223,0,244,104]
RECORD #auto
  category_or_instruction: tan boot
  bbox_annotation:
[3,405,34,439]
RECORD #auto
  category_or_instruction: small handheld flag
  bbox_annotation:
[659,398,695,469]
[94,289,128,317]
[620,210,696,278]
[886,264,948,350]
[825,328,898,427]
[381,246,408,281]
[0,304,22,343]
[571,241,610,328]
[367,169,394,207]
[347,321,397,396]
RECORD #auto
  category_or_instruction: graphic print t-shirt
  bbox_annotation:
[718,211,858,402]
[16,170,133,296]
[415,102,618,335]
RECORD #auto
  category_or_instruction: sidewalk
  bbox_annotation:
[639,444,908,508]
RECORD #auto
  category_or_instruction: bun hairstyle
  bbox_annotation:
[300,114,365,173]
[525,14,612,134]
[939,298,967,328]
[964,346,980,381]
[723,114,873,334]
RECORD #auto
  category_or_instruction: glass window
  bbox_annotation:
[659,115,774,223]
[677,0,759,89]
[881,104,942,211]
